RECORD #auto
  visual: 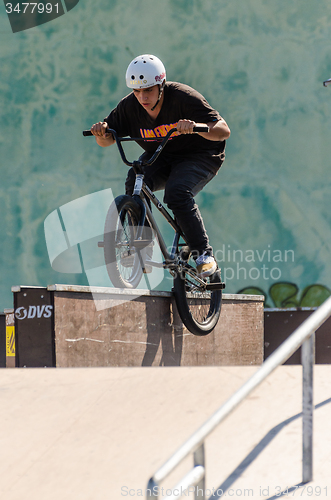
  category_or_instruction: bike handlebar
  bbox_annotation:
[82,125,210,167]
[82,124,209,137]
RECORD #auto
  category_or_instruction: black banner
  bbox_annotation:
[14,287,55,367]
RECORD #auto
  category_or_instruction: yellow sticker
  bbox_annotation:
[6,326,15,357]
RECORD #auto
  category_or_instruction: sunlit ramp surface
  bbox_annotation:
[0,366,330,500]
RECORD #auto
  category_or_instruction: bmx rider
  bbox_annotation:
[90,54,230,278]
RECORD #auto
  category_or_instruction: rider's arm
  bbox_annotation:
[177,118,230,142]
[203,119,230,141]
[90,121,115,147]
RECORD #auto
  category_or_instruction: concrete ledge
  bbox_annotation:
[12,285,264,368]
[51,286,264,367]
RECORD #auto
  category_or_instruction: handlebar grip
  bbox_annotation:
[193,125,209,133]
[82,130,93,136]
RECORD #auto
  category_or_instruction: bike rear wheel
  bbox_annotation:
[173,261,222,336]
[104,195,143,288]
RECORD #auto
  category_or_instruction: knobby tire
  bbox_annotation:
[173,267,222,336]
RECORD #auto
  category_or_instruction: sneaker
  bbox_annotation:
[196,252,217,278]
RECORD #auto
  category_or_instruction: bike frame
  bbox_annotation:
[138,182,187,263]
[110,127,190,267]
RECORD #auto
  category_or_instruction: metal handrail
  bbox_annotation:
[146,295,331,499]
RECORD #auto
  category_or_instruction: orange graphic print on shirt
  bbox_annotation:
[139,122,180,140]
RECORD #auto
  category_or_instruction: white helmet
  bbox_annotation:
[126,54,166,89]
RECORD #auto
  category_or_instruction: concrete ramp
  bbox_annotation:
[0,366,330,499]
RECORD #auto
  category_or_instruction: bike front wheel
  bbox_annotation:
[173,266,223,336]
[104,195,143,288]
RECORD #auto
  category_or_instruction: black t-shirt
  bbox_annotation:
[104,82,226,172]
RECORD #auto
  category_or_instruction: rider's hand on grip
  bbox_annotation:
[83,122,111,137]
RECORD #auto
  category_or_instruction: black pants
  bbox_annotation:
[125,153,217,257]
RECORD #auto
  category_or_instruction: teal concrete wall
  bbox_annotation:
[1,0,331,310]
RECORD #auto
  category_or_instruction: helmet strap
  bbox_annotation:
[151,82,165,111]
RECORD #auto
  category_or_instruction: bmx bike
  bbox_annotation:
[83,126,225,336]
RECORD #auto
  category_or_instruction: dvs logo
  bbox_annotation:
[15,305,53,320]
[4,0,80,33]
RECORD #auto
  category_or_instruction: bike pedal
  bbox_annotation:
[120,251,135,267]
[205,282,226,291]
